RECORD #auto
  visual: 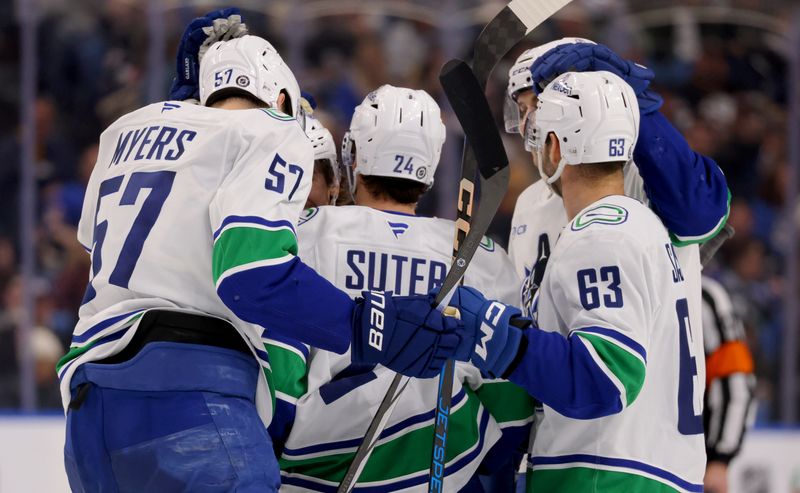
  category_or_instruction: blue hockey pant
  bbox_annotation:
[64,341,280,492]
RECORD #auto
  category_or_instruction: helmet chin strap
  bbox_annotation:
[538,153,568,191]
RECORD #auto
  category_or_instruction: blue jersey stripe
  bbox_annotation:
[530,454,703,492]
[573,326,647,362]
[280,408,490,492]
[282,388,467,457]
[59,329,128,380]
[264,332,310,360]
[71,310,144,345]
[212,215,296,240]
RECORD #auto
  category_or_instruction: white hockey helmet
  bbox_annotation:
[523,71,639,185]
[504,37,596,134]
[305,115,341,204]
[199,35,301,118]
[342,85,446,194]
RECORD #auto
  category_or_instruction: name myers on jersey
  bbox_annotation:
[345,250,447,295]
[109,125,197,167]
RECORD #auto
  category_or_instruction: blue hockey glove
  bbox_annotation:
[169,8,248,101]
[450,286,525,378]
[531,42,663,114]
[351,291,472,379]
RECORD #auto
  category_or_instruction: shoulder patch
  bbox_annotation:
[260,107,295,122]
[479,236,495,252]
[571,204,629,231]
[298,207,319,226]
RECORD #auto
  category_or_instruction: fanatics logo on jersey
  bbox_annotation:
[388,221,409,238]
[571,204,629,231]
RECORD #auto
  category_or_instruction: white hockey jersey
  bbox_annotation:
[58,101,313,426]
[270,206,532,492]
[525,195,706,492]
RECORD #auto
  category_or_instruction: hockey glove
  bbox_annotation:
[169,8,248,102]
[531,42,663,115]
[450,286,525,379]
[351,291,471,379]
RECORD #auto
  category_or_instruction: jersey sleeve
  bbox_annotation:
[633,111,730,245]
[264,332,310,456]
[508,234,652,419]
[209,115,354,354]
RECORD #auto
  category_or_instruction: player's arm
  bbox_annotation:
[702,278,756,465]
[210,116,355,354]
[449,236,651,420]
[634,112,730,245]
[531,42,730,244]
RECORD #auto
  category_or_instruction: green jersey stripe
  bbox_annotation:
[279,392,485,483]
[266,343,308,399]
[576,332,646,407]
[528,466,681,493]
[474,380,536,424]
[212,226,298,283]
[56,312,144,373]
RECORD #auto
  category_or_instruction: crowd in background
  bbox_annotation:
[0,0,796,424]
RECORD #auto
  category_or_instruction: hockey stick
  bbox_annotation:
[428,59,511,492]
[429,1,573,490]
[337,1,571,490]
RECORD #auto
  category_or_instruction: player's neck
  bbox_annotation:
[210,98,260,110]
[562,175,624,220]
[355,188,416,215]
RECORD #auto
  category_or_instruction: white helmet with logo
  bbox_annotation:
[342,85,445,194]
[523,71,639,185]
[504,37,596,133]
[305,115,341,204]
[199,35,301,118]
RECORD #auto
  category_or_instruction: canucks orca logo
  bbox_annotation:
[388,221,408,238]
[478,236,495,252]
[298,207,319,226]
[571,204,628,231]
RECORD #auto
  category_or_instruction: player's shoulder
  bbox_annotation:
[561,195,668,250]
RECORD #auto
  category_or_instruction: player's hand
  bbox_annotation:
[530,42,663,115]
[169,8,248,102]
[449,286,525,378]
[351,291,472,378]
[704,461,729,493]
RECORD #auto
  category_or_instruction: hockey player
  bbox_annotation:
[267,85,533,491]
[429,71,706,492]
[58,28,469,491]
[701,276,756,493]
[304,114,341,207]
[505,39,729,333]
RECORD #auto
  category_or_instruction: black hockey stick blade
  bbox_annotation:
[432,58,509,306]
